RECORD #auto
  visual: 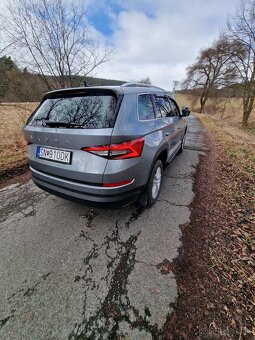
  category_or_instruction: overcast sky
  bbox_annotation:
[86,0,240,90]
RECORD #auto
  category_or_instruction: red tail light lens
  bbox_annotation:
[103,179,134,187]
[82,137,144,159]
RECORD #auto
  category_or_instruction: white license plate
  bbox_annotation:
[36,146,72,164]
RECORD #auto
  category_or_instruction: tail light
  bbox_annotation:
[82,137,144,159]
[103,179,134,187]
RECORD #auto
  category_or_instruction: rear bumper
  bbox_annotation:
[31,166,145,207]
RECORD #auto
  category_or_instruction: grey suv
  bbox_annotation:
[23,83,190,207]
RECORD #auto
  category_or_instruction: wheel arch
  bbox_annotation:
[145,147,168,183]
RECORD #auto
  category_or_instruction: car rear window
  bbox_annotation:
[27,93,118,128]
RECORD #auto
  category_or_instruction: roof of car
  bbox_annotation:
[44,83,167,98]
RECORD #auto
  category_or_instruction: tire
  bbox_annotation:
[139,159,163,207]
[178,130,186,154]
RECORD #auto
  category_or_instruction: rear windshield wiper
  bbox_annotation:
[43,120,84,128]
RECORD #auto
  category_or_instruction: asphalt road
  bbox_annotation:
[0,116,207,340]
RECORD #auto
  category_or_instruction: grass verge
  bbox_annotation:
[164,113,254,339]
[198,113,255,175]
[196,114,255,337]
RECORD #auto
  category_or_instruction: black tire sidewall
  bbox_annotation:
[178,131,186,154]
[146,160,163,206]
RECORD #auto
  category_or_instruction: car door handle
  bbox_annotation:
[165,132,170,136]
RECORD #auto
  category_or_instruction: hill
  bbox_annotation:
[0,56,126,102]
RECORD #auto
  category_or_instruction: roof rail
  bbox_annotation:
[121,82,165,91]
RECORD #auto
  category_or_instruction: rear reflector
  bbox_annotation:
[103,179,134,187]
[82,137,144,159]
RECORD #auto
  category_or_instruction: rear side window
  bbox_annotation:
[27,93,118,128]
[169,99,180,116]
[154,96,171,118]
[138,94,155,120]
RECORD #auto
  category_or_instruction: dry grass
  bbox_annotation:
[164,110,255,338]
[176,93,255,175]
[197,113,255,176]
[176,93,255,132]
[0,103,37,171]
[197,115,255,338]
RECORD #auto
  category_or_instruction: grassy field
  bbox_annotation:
[176,93,255,132]
[197,113,255,175]
[0,103,37,172]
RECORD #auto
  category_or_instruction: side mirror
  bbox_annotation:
[181,107,190,117]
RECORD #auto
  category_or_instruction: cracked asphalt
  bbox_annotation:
[0,116,207,340]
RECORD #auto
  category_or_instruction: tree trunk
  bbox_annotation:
[242,94,253,127]
[242,110,250,127]
[200,92,207,113]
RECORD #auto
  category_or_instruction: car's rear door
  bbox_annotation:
[154,95,180,161]
[168,97,186,144]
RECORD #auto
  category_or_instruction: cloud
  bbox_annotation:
[90,0,240,90]
[0,0,241,90]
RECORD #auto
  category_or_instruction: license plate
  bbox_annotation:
[36,146,72,164]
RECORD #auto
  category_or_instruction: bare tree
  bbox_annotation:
[0,25,9,56]
[172,80,180,92]
[0,38,13,56]
[130,77,152,85]
[224,0,255,127]
[2,0,112,90]
[139,77,152,85]
[184,39,236,113]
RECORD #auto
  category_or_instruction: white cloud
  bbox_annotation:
[96,0,241,90]
[0,0,241,91]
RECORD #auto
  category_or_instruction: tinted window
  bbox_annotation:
[169,99,180,116]
[138,94,155,120]
[27,94,117,128]
[154,96,171,118]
